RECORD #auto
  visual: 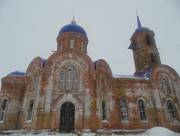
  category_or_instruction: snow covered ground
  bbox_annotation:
[1,127,180,136]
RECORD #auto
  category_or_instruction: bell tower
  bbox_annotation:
[129,15,161,75]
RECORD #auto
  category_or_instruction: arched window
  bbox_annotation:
[132,40,136,50]
[135,58,138,68]
[167,100,176,121]
[100,75,105,92]
[67,69,72,89]
[151,54,156,63]
[74,71,79,89]
[146,35,151,45]
[0,99,8,122]
[102,101,107,120]
[70,39,74,48]
[120,99,128,121]
[27,100,34,121]
[80,42,84,51]
[60,41,64,50]
[60,71,65,89]
[138,100,147,121]
[161,78,171,93]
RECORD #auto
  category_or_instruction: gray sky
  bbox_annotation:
[0,0,180,85]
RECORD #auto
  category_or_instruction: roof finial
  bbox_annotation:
[71,12,77,25]
[136,11,142,28]
[73,12,75,20]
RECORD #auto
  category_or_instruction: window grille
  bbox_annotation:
[60,71,65,89]
[138,100,147,121]
[167,101,176,121]
[67,69,72,89]
[120,100,128,121]
[0,99,8,122]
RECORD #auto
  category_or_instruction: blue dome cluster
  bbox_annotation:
[59,19,87,37]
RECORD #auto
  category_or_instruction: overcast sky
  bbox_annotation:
[0,0,180,85]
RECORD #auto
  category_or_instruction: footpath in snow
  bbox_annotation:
[1,127,180,136]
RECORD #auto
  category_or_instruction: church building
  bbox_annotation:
[0,16,180,133]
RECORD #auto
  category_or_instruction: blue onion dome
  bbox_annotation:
[7,71,26,76]
[59,19,87,37]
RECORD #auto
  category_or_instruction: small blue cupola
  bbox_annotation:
[56,18,89,53]
[134,15,150,33]
[59,18,87,37]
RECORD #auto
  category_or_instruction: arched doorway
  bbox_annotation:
[59,102,75,132]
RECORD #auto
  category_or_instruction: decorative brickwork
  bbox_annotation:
[0,19,180,133]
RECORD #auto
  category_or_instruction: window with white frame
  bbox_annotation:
[102,101,107,120]
[74,71,79,89]
[70,39,74,48]
[138,100,147,121]
[120,99,128,121]
[67,69,72,89]
[60,68,80,90]
[161,78,171,93]
[60,71,65,89]
[27,100,34,121]
[0,99,8,122]
[167,100,176,121]
[100,75,105,92]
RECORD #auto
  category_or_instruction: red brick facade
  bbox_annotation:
[0,19,180,133]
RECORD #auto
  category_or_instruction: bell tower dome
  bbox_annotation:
[56,18,88,53]
[129,15,161,75]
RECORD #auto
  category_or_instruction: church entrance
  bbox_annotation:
[59,102,75,132]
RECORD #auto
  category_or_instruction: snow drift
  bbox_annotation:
[1,127,180,136]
